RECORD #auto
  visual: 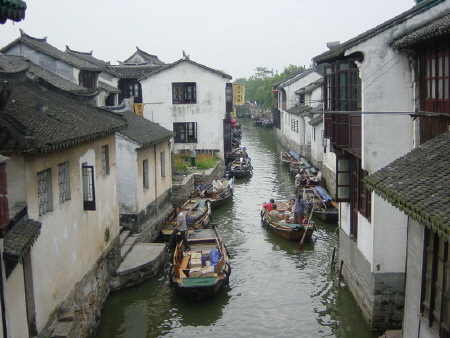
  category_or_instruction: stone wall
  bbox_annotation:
[193,160,225,185]
[275,129,311,160]
[171,174,195,207]
[339,229,405,332]
[322,164,336,199]
[39,236,122,338]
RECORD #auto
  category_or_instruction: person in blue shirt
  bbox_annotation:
[294,194,307,224]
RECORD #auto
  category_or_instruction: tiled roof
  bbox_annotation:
[365,131,450,237]
[106,64,162,79]
[0,73,126,154]
[313,0,446,64]
[65,46,120,77]
[0,53,28,73]
[286,104,312,115]
[1,31,101,71]
[139,58,232,81]
[273,69,314,89]
[309,113,323,126]
[114,110,172,148]
[4,218,41,258]
[123,47,165,66]
[392,11,450,49]
[0,0,26,24]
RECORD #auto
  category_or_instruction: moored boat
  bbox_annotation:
[170,227,231,300]
[260,200,315,241]
[229,157,252,178]
[192,177,234,209]
[300,187,338,223]
[160,198,211,239]
[280,151,300,166]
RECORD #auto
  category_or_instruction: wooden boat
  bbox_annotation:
[170,227,231,300]
[260,201,315,241]
[229,157,252,178]
[160,198,211,239]
[300,187,338,223]
[225,146,248,162]
[192,177,234,209]
[280,151,300,166]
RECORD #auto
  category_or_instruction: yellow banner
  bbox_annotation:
[133,103,144,117]
[233,84,245,106]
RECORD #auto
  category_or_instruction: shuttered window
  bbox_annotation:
[173,122,197,143]
[172,83,197,104]
[101,145,110,176]
[143,159,149,189]
[82,164,96,211]
[58,161,71,203]
[37,168,53,215]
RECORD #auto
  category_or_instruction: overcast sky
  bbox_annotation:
[0,0,414,79]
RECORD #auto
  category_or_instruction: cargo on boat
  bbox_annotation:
[300,187,338,223]
[170,227,231,300]
[193,177,234,209]
[229,157,253,178]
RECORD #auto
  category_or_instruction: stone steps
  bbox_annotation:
[119,229,131,246]
[120,234,139,259]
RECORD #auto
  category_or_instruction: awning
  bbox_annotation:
[0,0,27,24]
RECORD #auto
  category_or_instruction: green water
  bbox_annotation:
[96,121,376,338]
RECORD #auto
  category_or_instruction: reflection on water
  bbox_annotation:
[96,120,375,338]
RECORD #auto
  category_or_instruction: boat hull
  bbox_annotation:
[261,217,314,242]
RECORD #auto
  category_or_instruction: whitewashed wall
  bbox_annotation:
[141,61,229,159]
[116,135,139,213]
[11,135,120,331]
[310,121,324,166]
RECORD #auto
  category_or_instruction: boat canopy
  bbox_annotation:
[314,186,332,202]
[288,151,301,161]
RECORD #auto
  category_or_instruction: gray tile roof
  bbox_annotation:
[309,113,323,126]
[0,74,126,154]
[287,104,312,115]
[392,11,450,49]
[273,69,314,89]
[106,64,162,79]
[0,53,29,73]
[123,47,165,66]
[138,58,232,81]
[365,131,450,237]
[114,110,172,148]
[1,31,101,71]
[313,0,446,64]
[65,46,120,77]
[4,218,41,258]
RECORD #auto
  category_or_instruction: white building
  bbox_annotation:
[1,30,121,107]
[139,58,232,159]
[273,70,322,157]
[0,55,126,337]
[313,0,450,332]
[112,110,173,240]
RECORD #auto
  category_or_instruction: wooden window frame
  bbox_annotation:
[101,145,110,176]
[335,155,351,202]
[358,169,371,221]
[143,159,149,189]
[160,151,166,177]
[81,164,96,211]
[79,70,98,90]
[172,82,197,104]
[58,161,71,203]
[37,168,53,216]
[173,122,197,143]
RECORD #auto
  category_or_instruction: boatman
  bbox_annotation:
[176,208,189,247]
[294,194,307,225]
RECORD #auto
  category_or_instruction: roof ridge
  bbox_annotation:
[65,45,93,56]
[19,29,47,42]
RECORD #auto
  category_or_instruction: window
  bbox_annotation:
[101,145,110,176]
[417,41,450,144]
[79,70,97,89]
[172,82,197,104]
[160,151,166,177]
[173,122,197,143]
[421,229,450,336]
[58,162,71,203]
[82,164,96,211]
[358,169,371,220]
[143,159,149,189]
[324,60,361,112]
[299,93,305,105]
[37,169,52,215]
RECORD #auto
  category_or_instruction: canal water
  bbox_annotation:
[96,121,375,338]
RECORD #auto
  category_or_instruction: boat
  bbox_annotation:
[280,151,300,166]
[192,177,234,209]
[170,227,231,300]
[225,146,248,162]
[229,157,253,178]
[160,198,211,239]
[300,187,338,223]
[260,200,315,241]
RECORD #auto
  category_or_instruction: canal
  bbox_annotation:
[96,121,375,338]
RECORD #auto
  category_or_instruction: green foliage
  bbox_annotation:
[174,154,189,172]
[196,154,217,169]
[235,64,306,109]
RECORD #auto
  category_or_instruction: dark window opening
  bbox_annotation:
[172,82,197,104]
[79,70,98,89]
[37,168,53,216]
[143,159,149,189]
[58,161,71,203]
[118,79,142,103]
[101,145,110,176]
[82,164,96,211]
[173,122,197,143]
[105,93,116,106]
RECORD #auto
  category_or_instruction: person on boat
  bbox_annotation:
[269,204,282,220]
[263,198,275,212]
[294,194,307,224]
[295,172,302,187]
[176,208,189,248]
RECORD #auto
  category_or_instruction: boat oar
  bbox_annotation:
[299,208,314,250]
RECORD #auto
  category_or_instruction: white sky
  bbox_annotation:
[0,0,414,79]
